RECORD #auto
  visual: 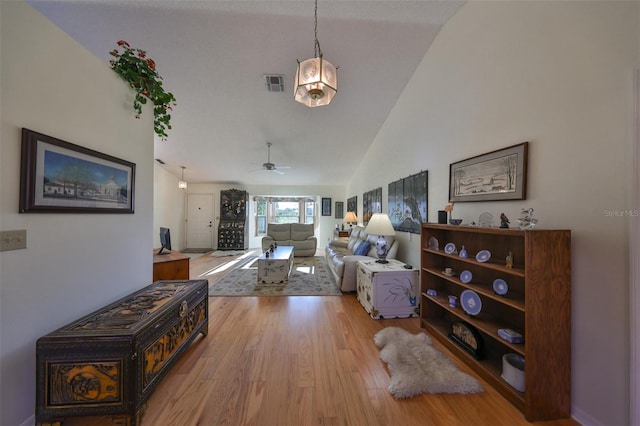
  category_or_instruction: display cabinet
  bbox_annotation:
[420,224,571,421]
[217,189,248,250]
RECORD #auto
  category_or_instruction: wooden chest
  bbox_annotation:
[356,259,419,319]
[36,279,209,426]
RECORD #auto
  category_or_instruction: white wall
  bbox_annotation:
[0,2,155,425]
[347,2,637,424]
[153,163,187,250]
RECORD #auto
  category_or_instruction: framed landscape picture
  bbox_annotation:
[449,142,528,202]
[334,201,344,219]
[20,128,136,213]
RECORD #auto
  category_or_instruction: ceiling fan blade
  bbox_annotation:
[276,165,291,170]
[272,168,286,175]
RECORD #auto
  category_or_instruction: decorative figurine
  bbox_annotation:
[500,213,510,229]
[506,251,513,268]
[459,245,468,258]
[517,208,538,230]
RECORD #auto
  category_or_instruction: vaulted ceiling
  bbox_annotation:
[29,0,465,186]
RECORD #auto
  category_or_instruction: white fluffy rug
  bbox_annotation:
[374,327,484,399]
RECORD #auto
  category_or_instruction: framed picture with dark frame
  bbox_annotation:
[321,197,331,216]
[388,170,428,234]
[334,201,344,219]
[449,142,528,202]
[347,196,357,216]
[19,128,136,213]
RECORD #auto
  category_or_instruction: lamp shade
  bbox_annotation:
[344,211,358,224]
[365,213,395,236]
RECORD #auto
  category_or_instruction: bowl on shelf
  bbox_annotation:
[449,219,463,225]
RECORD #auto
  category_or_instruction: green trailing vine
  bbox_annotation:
[109,40,176,140]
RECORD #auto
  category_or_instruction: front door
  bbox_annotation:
[186,193,214,250]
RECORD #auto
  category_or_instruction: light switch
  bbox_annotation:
[0,229,27,251]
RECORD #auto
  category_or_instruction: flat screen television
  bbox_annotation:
[158,227,172,255]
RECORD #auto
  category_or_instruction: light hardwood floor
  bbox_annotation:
[65,252,579,426]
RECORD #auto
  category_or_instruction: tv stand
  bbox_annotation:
[153,250,189,281]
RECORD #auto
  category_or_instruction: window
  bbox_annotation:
[254,196,316,235]
[273,201,300,223]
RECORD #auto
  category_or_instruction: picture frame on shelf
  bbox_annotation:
[334,201,344,219]
[449,142,528,202]
[19,128,135,213]
[321,197,331,216]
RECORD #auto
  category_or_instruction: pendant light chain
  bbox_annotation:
[314,0,322,58]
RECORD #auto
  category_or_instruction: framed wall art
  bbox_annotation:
[362,187,382,224]
[449,142,528,202]
[20,128,136,213]
[334,201,344,219]
[347,196,357,216]
[388,170,428,234]
[321,197,331,216]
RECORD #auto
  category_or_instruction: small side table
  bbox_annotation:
[334,229,350,238]
[356,259,419,319]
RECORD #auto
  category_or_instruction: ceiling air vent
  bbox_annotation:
[265,75,285,92]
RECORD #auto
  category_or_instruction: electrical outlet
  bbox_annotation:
[0,229,27,251]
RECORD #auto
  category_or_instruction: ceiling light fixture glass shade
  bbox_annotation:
[178,166,187,190]
[294,0,337,107]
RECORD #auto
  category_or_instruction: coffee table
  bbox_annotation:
[257,245,294,284]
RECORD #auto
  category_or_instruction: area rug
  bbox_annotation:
[208,256,341,296]
[374,327,484,399]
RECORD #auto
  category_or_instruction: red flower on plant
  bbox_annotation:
[138,51,146,58]
[146,58,156,70]
[117,40,130,48]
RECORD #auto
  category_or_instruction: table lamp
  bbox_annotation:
[344,211,358,228]
[364,213,395,263]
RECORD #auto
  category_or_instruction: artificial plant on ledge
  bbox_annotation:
[109,40,177,140]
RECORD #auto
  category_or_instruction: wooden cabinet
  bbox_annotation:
[217,189,248,250]
[36,280,208,426]
[419,224,571,421]
[356,259,419,319]
[153,250,189,281]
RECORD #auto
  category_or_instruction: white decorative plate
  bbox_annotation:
[460,290,482,316]
[479,212,494,227]
[460,270,473,284]
[493,278,508,295]
[476,250,491,263]
[428,236,439,250]
[444,243,457,254]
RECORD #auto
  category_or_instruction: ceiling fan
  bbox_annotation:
[251,142,291,175]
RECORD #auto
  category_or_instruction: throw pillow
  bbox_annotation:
[354,241,371,256]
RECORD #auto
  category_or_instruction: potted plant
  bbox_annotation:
[109,40,176,140]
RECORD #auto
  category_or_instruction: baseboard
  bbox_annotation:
[20,414,35,426]
[572,406,605,426]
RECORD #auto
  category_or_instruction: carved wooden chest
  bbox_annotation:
[36,279,208,426]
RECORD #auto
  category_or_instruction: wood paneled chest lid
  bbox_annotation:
[36,279,209,426]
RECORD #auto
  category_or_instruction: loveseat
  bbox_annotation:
[325,225,399,292]
[261,223,317,257]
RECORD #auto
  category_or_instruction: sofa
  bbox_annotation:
[261,223,317,257]
[325,226,399,292]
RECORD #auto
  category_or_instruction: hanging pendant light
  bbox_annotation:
[294,0,338,107]
[178,166,187,189]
